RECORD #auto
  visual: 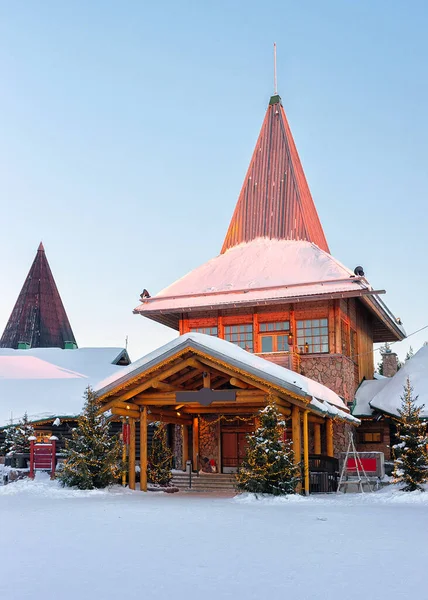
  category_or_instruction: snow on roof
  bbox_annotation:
[369,345,428,417]
[95,333,358,424]
[134,239,372,313]
[0,347,128,426]
[352,378,390,417]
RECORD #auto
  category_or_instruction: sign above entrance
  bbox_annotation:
[176,388,236,407]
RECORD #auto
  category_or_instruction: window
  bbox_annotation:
[224,324,253,352]
[259,321,290,353]
[358,431,382,444]
[341,319,350,356]
[190,326,218,336]
[296,318,328,353]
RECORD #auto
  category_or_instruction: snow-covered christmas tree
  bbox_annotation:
[237,400,301,496]
[58,386,122,490]
[147,423,173,486]
[393,377,428,492]
[2,412,35,455]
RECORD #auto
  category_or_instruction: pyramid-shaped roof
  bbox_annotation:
[221,95,329,254]
[0,243,76,349]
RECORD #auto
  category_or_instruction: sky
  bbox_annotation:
[0,1,427,364]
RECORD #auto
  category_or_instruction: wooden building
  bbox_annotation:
[96,91,405,491]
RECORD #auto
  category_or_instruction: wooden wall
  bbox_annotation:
[180,297,375,391]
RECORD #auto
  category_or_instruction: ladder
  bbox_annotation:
[337,431,373,493]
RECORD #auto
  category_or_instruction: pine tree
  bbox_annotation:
[405,346,414,362]
[147,423,173,486]
[237,401,301,496]
[58,387,122,490]
[2,412,35,455]
[393,378,428,492]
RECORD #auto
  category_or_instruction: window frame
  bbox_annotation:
[296,318,329,354]
[358,431,383,444]
[224,323,254,352]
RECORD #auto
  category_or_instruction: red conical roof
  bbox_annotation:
[221,95,329,254]
[0,243,77,349]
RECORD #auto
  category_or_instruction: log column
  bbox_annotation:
[291,406,302,492]
[326,418,334,458]
[140,408,147,492]
[314,423,322,455]
[303,410,310,496]
[129,418,136,490]
[291,406,301,465]
[192,417,199,471]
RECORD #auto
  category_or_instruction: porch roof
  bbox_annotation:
[95,333,359,425]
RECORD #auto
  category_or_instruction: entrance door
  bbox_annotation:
[221,432,249,473]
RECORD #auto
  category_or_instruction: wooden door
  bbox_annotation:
[221,432,249,473]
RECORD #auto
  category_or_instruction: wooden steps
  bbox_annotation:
[171,472,237,493]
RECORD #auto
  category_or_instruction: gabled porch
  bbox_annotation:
[95,333,359,494]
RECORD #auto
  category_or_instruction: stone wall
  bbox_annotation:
[300,354,356,403]
[333,420,354,456]
[199,416,220,468]
[173,425,183,470]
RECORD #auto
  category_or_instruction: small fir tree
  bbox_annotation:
[2,412,35,455]
[405,346,414,362]
[147,423,173,486]
[393,378,428,492]
[58,387,122,490]
[237,401,301,496]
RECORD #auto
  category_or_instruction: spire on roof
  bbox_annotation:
[221,93,329,254]
[0,244,77,349]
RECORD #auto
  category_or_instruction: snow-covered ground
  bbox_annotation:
[1,476,427,600]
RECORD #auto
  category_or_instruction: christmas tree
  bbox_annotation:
[147,423,173,486]
[237,401,301,496]
[58,387,122,490]
[2,412,35,455]
[393,378,428,492]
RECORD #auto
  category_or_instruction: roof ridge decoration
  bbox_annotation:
[221,94,330,254]
[0,243,77,350]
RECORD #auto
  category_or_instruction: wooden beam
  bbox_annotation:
[98,397,139,415]
[192,417,199,470]
[182,405,259,415]
[140,408,147,492]
[113,357,196,403]
[303,410,309,496]
[152,381,180,392]
[326,419,334,457]
[314,423,322,454]
[133,389,265,405]
[148,411,192,426]
[129,418,136,490]
[308,415,325,425]
[193,355,310,410]
[170,368,201,386]
[212,377,229,389]
[203,371,211,388]
[230,377,249,389]
[182,424,189,467]
[111,407,140,420]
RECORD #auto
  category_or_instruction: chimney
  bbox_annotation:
[382,350,399,377]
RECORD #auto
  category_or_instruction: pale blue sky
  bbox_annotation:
[0,1,427,362]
